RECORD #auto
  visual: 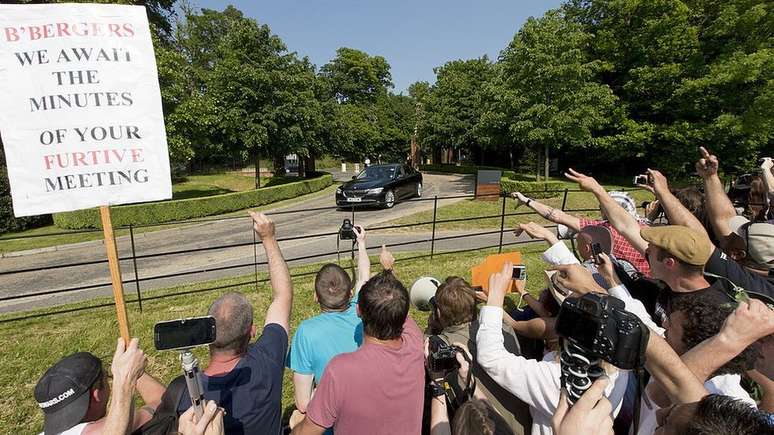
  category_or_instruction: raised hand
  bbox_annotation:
[695,147,719,178]
[379,244,395,271]
[515,222,558,244]
[552,377,614,435]
[646,168,669,195]
[486,262,513,308]
[249,211,276,240]
[565,168,603,194]
[111,337,146,391]
[352,225,366,244]
[552,263,606,295]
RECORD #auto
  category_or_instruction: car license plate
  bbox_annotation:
[347,197,362,202]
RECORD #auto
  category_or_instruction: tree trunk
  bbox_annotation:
[535,146,541,181]
[255,153,261,189]
[298,156,306,178]
[273,155,285,176]
[544,143,550,181]
[304,155,316,177]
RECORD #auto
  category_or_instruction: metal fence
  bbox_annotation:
[0,187,646,323]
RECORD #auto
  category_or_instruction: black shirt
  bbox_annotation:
[704,248,774,301]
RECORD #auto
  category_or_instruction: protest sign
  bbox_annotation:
[0,3,172,217]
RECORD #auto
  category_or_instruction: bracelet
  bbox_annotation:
[526,198,532,207]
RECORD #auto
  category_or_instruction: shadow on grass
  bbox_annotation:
[172,187,233,200]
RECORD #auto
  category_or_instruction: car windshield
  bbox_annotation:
[356,166,396,180]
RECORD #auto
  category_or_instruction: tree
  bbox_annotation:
[498,10,618,179]
[319,47,393,104]
[420,57,494,165]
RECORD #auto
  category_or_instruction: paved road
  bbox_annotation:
[0,172,504,314]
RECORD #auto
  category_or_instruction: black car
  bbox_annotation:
[336,164,423,208]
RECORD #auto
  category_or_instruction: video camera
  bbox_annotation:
[339,219,359,240]
[556,293,648,370]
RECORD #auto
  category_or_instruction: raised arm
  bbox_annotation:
[512,192,581,231]
[250,212,292,334]
[565,169,648,255]
[646,169,709,238]
[352,226,370,294]
[697,147,736,240]
[105,338,147,434]
[644,329,708,404]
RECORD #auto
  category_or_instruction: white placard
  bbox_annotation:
[0,4,172,217]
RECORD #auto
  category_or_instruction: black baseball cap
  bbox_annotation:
[34,352,102,435]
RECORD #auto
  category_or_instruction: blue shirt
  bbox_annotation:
[177,323,288,435]
[287,299,363,383]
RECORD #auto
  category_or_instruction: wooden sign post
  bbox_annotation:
[100,206,131,344]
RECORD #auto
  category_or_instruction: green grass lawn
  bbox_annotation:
[0,184,340,254]
[172,173,297,199]
[0,244,551,434]
[386,185,652,232]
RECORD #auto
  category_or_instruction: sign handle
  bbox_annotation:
[100,206,131,343]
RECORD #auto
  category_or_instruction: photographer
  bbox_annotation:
[174,211,293,434]
[476,262,630,435]
[291,270,425,434]
[427,276,532,434]
[287,225,370,423]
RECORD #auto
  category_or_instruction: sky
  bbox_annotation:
[189,0,565,94]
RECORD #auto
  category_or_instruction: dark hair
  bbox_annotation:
[685,394,773,435]
[208,292,253,353]
[315,264,352,310]
[671,294,759,376]
[434,277,477,331]
[655,247,705,275]
[358,270,409,340]
[452,399,513,435]
[672,187,716,241]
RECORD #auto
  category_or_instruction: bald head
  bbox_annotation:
[208,292,253,353]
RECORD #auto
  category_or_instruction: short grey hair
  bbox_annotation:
[208,292,253,353]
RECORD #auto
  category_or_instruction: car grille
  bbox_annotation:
[344,190,367,198]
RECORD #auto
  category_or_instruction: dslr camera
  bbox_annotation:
[339,219,358,240]
[556,293,648,370]
[427,335,460,373]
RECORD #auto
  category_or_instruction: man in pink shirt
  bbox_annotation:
[291,270,425,435]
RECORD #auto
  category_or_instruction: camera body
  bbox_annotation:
[591,242,603,264]
[428,335,460,373]
[556,293,648,370]
[512,264,526,280]
[633,175,648,185]
[339,219,357,240]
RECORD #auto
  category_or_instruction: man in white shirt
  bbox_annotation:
[476,262,631,435]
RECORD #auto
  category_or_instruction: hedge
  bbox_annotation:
[500,176,565,199]
[53,172,333,229]
[419,164,510,175]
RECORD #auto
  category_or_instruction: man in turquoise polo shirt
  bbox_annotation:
[288,227,394,427]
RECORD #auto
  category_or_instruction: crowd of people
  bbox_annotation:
[33,149,774,435]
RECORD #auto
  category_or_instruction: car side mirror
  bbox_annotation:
[352,175,356,180]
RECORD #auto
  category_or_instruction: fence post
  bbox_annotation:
[253,225,259,292]
[430,196,438,259]
[128,224,142,313]
[561,188,569,211]
[498,194,506,254]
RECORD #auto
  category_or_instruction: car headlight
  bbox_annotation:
[336,188,342,194]
[367,187,384,194]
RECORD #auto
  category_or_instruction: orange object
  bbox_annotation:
[471,251,523,293]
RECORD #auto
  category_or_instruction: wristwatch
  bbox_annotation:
[429,381,446,398]
[526,198,532,207]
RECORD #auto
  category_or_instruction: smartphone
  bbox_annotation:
[591,242,603,264]
[633,175,648,185]
[512,265,526,281]
[154,316,217,351]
